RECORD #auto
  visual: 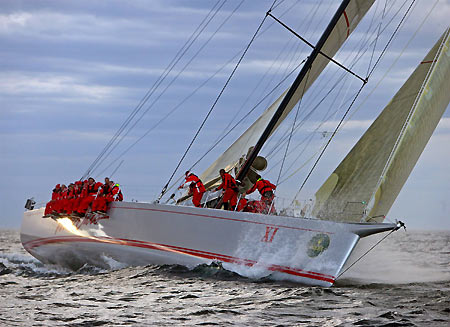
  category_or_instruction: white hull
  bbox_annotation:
[21,202,396,286]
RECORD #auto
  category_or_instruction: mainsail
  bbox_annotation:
[313,28,450,222]
[199,0,376,188]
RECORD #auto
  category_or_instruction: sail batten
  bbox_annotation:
[314,28,450,222]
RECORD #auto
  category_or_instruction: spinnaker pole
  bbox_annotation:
[235,0,352,183]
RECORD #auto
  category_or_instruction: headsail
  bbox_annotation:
[313,28,450,222]
[199,0,376,188]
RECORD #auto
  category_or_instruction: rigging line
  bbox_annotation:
[100,4,270,177]
[163,1,303,154]
[290,0,417,200]
[82,1,224,180]
[367,0,417,79]
[255,0,327,145]
[262,0,325,101]
[271,0,288,11]
[90,0,236,177]
[268,0,328,94]
[303,0,405,107]
[365,27,449,219]
[267,12,367,84]
[275,72,354,180]
[343,0,439,126]
[98,56,306,184]
[264,4,379,158]
[89,0,229,177]
[100,0,306,179]
[95,47,245,178]
[218,0,322,157]
[81,0,223,180]
[344,0,409,76]
[292,82,366,203]
[274,0,405,147]
[281,53,356,163]
[109,160,124,179]
[278,142,325,185]
[264,67,350,159]
[236,0,326,156]
[275,67,311,188]
[164,58,308,197]
[265,129,315,176]
[363,0,381,64]
[157,0,280,201]
[267,75,354,181]
[297,0,400,111]
[229,0,316,134]
[237,0,356,193]
[336,224,404,279]
[264,55,363,166]
[367,0,388,77]
[287,0,417,201]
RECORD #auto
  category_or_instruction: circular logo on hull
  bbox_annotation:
[307,233,330,257]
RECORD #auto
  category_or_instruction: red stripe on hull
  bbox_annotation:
[23,236,336,284]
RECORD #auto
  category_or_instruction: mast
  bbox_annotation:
[235,0,352,183]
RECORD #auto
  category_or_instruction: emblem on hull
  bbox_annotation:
[307,233,330,257]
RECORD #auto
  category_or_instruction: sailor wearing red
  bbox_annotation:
[70,181,84,215]
[215,169,239,210]
[62,184,76,215]
[75,178,101,215]
[92,181,121,213]
[179,171,205,207]
[43,184,61,217]
[245,177,276,214]
[242,199,276,215]
[246,177,276,201]
[54,184,67,214]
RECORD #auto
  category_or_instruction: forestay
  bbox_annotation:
[313,28,450,222]
[199,0,376,188]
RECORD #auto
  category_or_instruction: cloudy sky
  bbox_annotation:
[1,0,449,229]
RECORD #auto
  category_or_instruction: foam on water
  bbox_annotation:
[1,229,449,326]
[100,254,129,270]
[340,230,450,284]
[0,252,72,276]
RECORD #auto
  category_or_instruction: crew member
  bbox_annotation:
[103,177,110,193]
[179,171,205,207]
[92,180,120,213]
[115,184,123,201]
[214,169,239,210]
[245,177,277,214]
[43,184,61,218]
[245,177,276,202]
[62,183,76,215]
[75,177,101,216]
[54,184,67,215]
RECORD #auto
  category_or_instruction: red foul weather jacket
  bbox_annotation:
[246,179,276,197]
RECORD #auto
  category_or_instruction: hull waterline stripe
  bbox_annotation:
[112,206,334,235]
[23,235,335,283]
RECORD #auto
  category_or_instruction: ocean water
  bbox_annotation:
[0,229,449,326]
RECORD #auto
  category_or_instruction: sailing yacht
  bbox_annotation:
[21,0,450,286]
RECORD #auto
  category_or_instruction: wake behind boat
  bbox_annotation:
[21,0,450,286]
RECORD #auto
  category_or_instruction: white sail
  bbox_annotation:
[313,28,450,222]
[199,0,376,188]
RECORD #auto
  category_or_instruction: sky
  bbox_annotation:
[1,0,449,230]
